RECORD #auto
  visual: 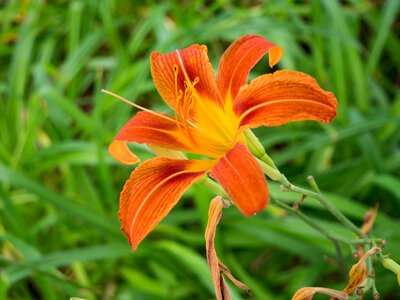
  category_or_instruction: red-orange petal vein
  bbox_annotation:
[210,142,268,217]
[119,158,215,251]
[233,70,338,130]
[217,34,283,101]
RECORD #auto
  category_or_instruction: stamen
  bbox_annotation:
[103,88,225,154]
[175,90,183,127]
[182,82,190,122]
[173,64,185,130]
[179,77,201,146]
[173,64,179,102]
[174,51,234,141]
[101,89,183,126]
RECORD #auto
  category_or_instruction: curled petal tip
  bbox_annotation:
[109,140,140,165]
[218,35,283,100]
[269,46,283,68]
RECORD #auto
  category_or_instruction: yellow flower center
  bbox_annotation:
[172,64,240,158]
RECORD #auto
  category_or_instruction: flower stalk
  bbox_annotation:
[197,176,228,199]
[269,194,346,273]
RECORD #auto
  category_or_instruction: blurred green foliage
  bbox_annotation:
[0,0,399,299]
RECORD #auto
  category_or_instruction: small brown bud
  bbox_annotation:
[221,198,231,208]
[293,200,299,211]
[364,211,372,223]
[369,269,375,279]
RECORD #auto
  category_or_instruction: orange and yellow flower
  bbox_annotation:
[108,35,338,250]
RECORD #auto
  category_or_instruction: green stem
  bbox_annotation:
[197,176,228,198]
[363,245,379,298]
[269,194,332,240]
[284,178,368,239]
[245,127,368,239]
[307,175,321,193]
[256,157,368,239]
[328,235,380,245]
[269,194,346,273]
[255,158,282,181]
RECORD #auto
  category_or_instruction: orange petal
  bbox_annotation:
[217,35,283,101]
[109,140,140,165]
[205,197,250,300]
[151,44,223,113]
[344,246,380,295]
[119,158,215,251]
[233,70,338,130]
[111,111,227,159]
[210,142,268,217]
[292,287,348,300]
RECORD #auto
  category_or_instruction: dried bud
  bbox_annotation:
[344,247,380,295]
[291,287,347,300]
[369,269,375,279]
[293,200,299,211]
[221,198,231,208]
[206,197,251,299]
[360,204,379,235]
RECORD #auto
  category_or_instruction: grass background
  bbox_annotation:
[1,0,399,299]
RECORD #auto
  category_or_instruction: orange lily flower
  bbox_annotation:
[108,35,338,250]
